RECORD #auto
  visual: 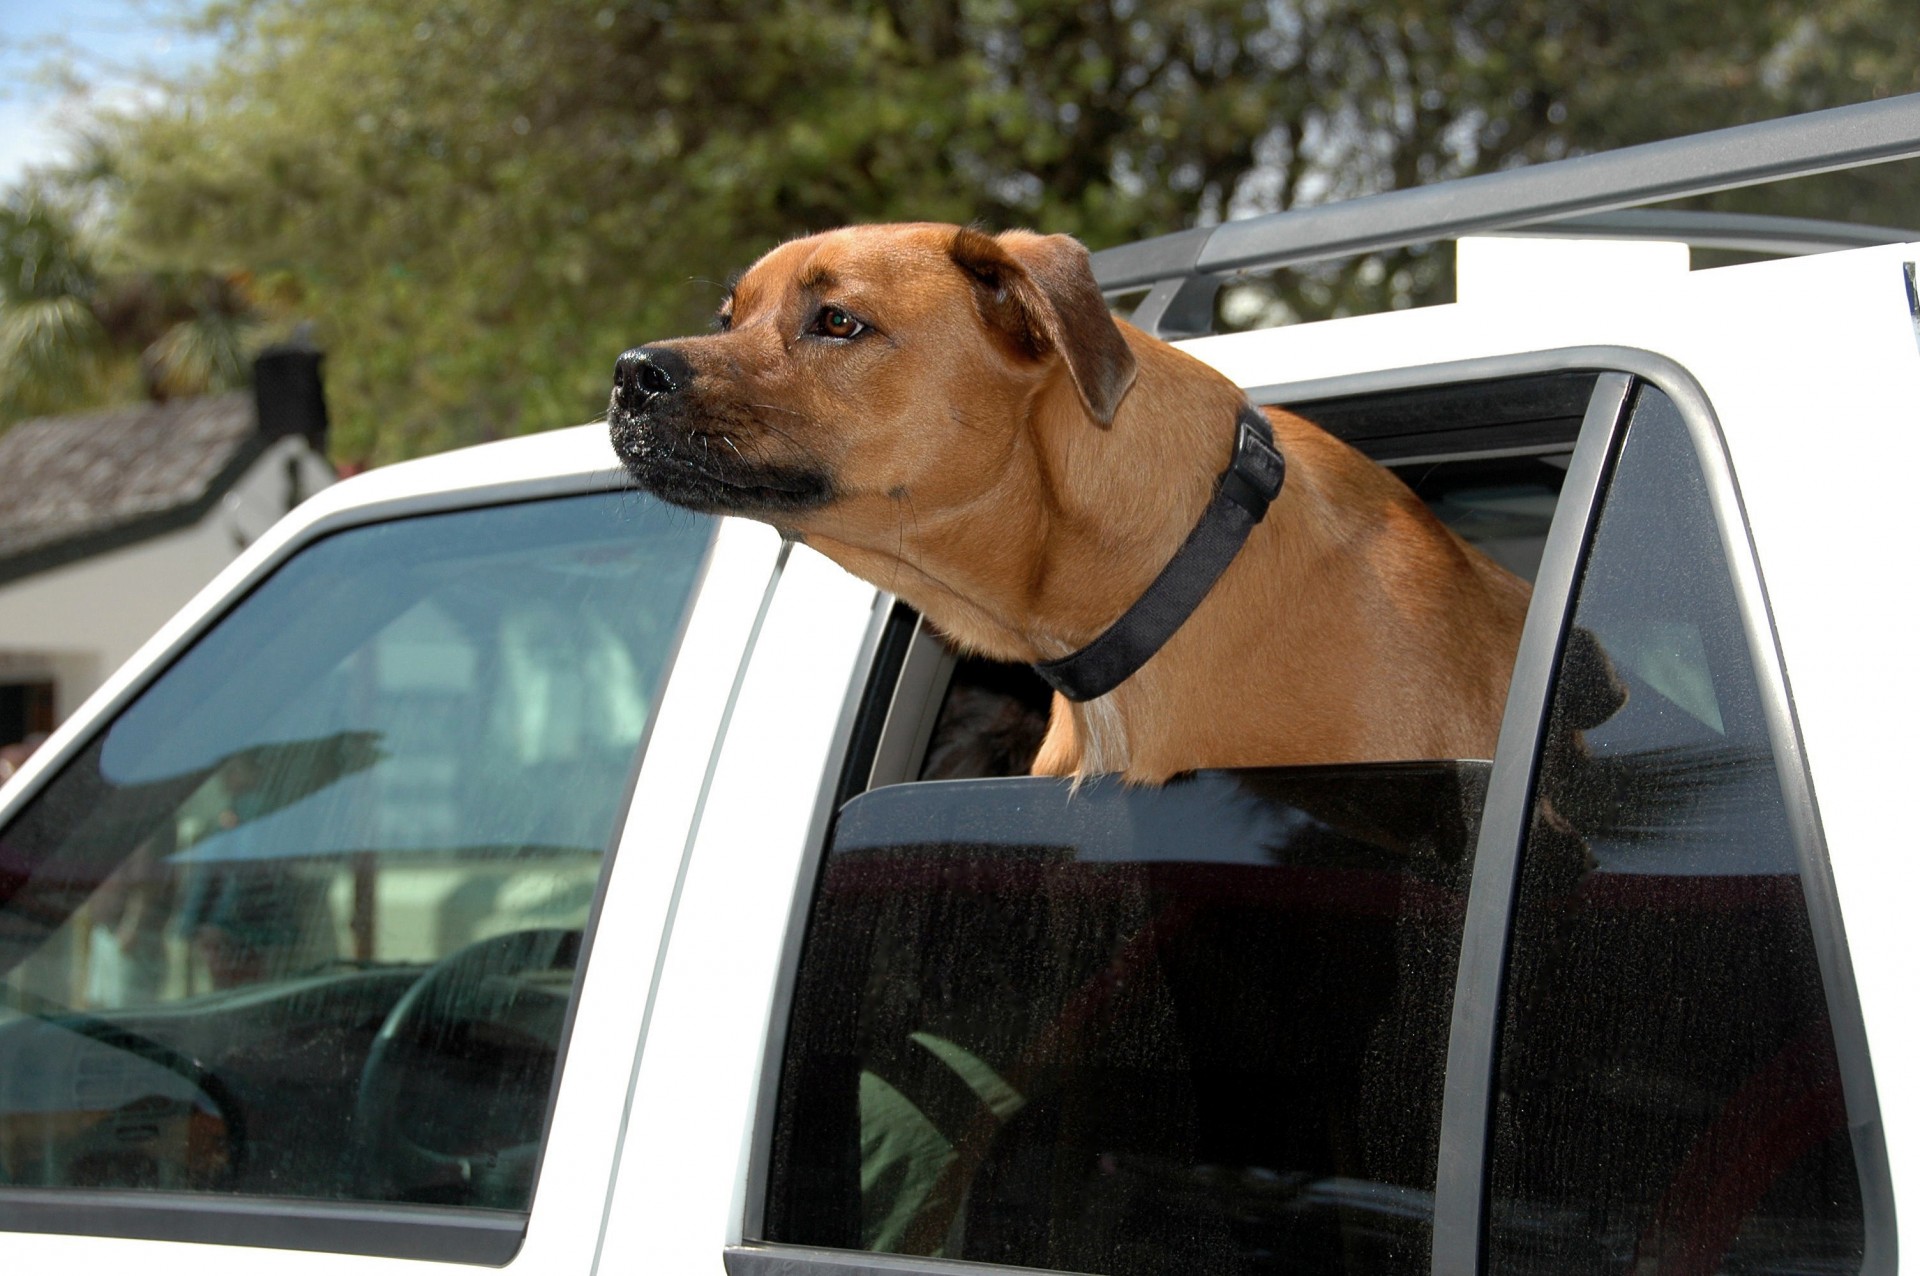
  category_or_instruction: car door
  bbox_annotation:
[608,351,1887,1276]
[0,478,784,1275]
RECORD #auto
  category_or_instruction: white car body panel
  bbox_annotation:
[596,545,880,1274]
[513,516,785,1272]
[0,505,787,1276]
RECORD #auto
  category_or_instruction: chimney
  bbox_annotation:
[252,340,329,454]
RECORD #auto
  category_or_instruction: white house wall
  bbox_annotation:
[0,436,335,721]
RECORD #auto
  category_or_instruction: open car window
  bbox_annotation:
[742,367,1878,1276]
[0,493,711,1252]
[751,375,1582,1276]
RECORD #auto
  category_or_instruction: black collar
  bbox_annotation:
[1032,403,1286,702]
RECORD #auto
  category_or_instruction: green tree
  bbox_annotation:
[0,187,265,426]
[0,193,115,421]
[64,0,1920,462]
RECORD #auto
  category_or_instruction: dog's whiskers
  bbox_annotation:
[748,418,810,458]
[746,400,810,421]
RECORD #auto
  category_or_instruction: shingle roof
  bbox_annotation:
[0,393,268,586]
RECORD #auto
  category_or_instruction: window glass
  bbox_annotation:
[1398,455,1567,583]
[767,762,1485,1276]
[0,494,710,1212]
[1487,389,1863,1273]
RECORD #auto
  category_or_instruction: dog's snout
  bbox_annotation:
[613,345,695,413]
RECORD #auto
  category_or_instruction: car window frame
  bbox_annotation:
[726,346,1890,1276]
[0,474,721,1265]
[1434,353,1892,1276]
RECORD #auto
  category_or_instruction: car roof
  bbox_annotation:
[307,421,626,513]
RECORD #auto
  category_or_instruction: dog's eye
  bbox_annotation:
[814,306,866,340]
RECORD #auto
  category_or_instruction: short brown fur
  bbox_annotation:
[611,223,1530,783]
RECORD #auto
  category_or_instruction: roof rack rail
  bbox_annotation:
[1498,209,1919,256]
[1096,92,1920,338]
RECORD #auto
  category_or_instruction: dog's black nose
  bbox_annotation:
[613,345,694,413]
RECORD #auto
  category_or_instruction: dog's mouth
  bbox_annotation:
[610,409,834,516]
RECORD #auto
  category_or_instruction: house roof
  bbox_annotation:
[0,393,272,588]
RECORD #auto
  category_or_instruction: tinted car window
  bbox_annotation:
[0,494,710,1213]
[768,763,1485,1276]
[1487,389,1863,1274]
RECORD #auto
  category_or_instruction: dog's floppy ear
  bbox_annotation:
[949,227,1138,425]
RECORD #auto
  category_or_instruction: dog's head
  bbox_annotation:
[607,223,1137,532]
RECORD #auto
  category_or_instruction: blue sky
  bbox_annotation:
[0,0,215,189]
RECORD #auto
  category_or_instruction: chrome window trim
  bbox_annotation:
[0,1191,526,1265]
[725,1241,1085,1276]
[864,616,960,792]
[1649,375,1893,1276]
[1242,344,1652,410]
[1428,369,1631,1275]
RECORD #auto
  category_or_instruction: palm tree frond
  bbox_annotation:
[143,311,257,400]
[0,198,98,304]
[0,296,109,381]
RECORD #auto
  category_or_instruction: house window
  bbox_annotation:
[0,680,55,747]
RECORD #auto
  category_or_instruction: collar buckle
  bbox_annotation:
[1031,401,1287,704]
[1219,409,1287,521]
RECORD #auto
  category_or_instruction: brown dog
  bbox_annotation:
[610,223,1529,782]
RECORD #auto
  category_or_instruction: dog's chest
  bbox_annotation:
[1071,695,1129,776]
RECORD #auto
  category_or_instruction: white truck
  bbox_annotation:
[0,94,1916,1276]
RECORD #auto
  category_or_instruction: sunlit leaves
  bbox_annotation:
[0,296,111,418]
[0,201,99,303]
[142,309,258,402]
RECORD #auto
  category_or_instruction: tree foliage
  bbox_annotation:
[46,0,1920,461]
[0,188,265,423]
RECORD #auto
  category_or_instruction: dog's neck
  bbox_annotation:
[812,331,1265,779]
[1031,400,1281,704]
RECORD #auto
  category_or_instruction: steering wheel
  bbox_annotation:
[352,928,579,1206]
[1,987,246,1189]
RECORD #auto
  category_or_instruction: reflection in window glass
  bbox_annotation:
[0,494,710,1210]
[1487,390,1863,1274]
[769,763,1486,1276]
